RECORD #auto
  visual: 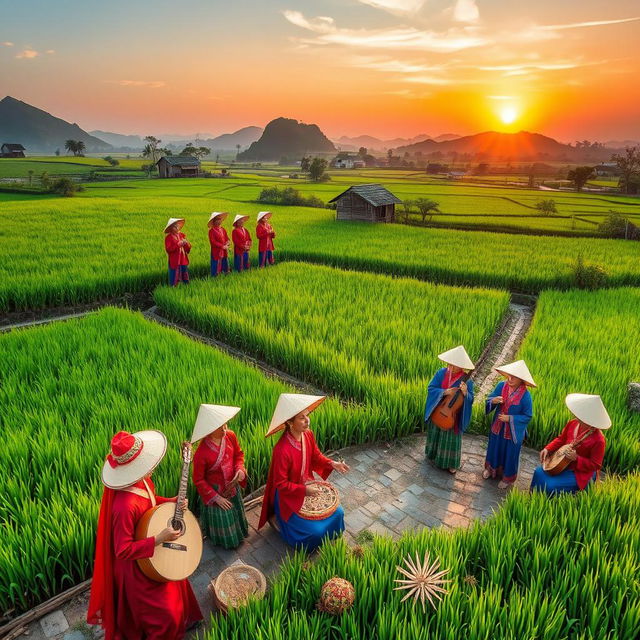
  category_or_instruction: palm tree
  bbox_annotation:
[76,141,86,157]
[64,139,77,155]
[236,144,241,160]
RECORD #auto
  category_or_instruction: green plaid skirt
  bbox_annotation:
[199,489,249,549]
[425,420,462,470]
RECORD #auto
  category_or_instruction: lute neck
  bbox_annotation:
[173,454,191,522]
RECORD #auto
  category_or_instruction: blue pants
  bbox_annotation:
[259,250,274,268]
[234,252,250,272]
[530,466,595,495]
[275,490,344,552]
[210,256,229,276]
[168,265,189,286]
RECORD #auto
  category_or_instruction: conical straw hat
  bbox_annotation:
[164,217,185,233]
[208,212,228,226]
[565,393,611,429]
[437,345,475,370]
[101,430,167,489]
[257,211,272,222]
[233,214,249,225]
[266,393,326,437]
[495,360,536,387]
[191,404,241,443]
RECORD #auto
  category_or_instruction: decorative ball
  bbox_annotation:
[317,577,355,615]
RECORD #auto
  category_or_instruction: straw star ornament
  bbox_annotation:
[394,552,451,612]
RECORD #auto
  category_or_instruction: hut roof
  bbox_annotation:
[329,183,402,206]
[157,156,200,166]
[2,143,26,151]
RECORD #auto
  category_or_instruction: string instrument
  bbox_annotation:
[431,372,472,431]
[135,441,203,582]
[542,427,595,476]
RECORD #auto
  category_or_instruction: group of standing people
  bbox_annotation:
[424,345,610,494]
[163,211,276,286]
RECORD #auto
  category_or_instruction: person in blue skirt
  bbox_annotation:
[483,360,536,489]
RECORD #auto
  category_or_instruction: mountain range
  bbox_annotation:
[335,133,459,151]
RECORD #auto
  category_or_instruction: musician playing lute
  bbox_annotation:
[530,394,610,495]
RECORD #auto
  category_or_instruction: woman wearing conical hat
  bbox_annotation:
[164,217,191,286]
[258,394,350,551]
[191,404,249,549]
[483,360,536,489]
[87,430,202,639]
[424,346,475,473]
[208,212,231,277]
[231,214,252,272]
[256,211,276,268]
[530,394,610,495]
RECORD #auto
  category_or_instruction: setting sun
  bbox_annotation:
[499,106,518,125]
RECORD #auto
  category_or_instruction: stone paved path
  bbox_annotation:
[19,433,539,640]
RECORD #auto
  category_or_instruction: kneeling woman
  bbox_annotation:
[483,360,536,489]
[191,404,249,549]
[531,393,610,495]
[424,346,475,473]
[258,394,349,552]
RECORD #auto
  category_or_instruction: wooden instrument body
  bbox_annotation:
[542,444,574,476]
[431,373,471,431]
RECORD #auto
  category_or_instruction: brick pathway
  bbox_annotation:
[21,433,539,640]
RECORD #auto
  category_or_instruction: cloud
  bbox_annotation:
[107,80,166,88]
[453,0,479,24]
[2,41,14,46]
[538,16,640,31]
[477,59,604,76]
[351,55,448,74]
[46,49,55,54]
[16,49,39,59]
[283,10,488,52]
[357,0,427,15]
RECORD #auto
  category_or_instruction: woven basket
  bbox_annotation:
[209,564,267,614]
[299,481,340,521]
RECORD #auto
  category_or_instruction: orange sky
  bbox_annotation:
[1,0,639,141]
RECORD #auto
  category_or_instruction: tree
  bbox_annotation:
[55,148,60,157]
[398,199,415,224]
[64,139,78,155]
[143,136,162,164]
[414,198,440,223]
[75,141,86,157]
[300,156,311,173]
[103,156,119,166]
[611,146,640,195]
[358,147,367,158]
[598,211,640,240]
[535,199,558,216]
[308,157,328,182]
[567,166,594,192]
[236,144,241,160]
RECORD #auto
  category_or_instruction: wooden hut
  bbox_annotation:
[157,156,201,178]
[1,143,26,158]
[329,184,401,222]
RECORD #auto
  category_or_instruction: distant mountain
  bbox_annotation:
[335,133,431,151]
[238,118,335,161]
[604,139,639,149]
[0,96,111,152]
[433,133,460,142]
[90,130,144,149]
[207,126,263,150]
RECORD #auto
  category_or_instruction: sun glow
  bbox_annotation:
[499,106,518,124]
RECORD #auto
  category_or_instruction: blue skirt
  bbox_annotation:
[485,425,522,482]
[530,466,595,495]
[274,490,345,552]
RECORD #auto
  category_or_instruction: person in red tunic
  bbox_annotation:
[164,218,191,286]
[87,430,202,640]
[208,212,230,277]
[191,404,249,549]
[256,211,275,268]
[531,393,610,495]
[258,394,349,552]
[231,214,251,272]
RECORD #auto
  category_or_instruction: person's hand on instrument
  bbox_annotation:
[155,526,181,544]
[564,448,577,461]
[539,449,549,463]
[492,397,503,405]
[443,388,455,397]
[459,381,468,396]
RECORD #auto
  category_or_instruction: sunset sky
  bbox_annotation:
[1,0,639,141]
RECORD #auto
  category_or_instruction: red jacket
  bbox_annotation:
[544,419,606,490]
[256,221,275,252]
[258,429,334,528]
[208,226,229,260]
[232,226,251,255]
[164,232,191,269]
[192,430,247,504]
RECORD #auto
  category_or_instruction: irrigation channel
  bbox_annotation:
[1,298,536,640]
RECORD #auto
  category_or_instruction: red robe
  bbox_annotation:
[258,429,334,528]
[256,221,275,252]
[544,419,606,490]
[192,430,247,504]
[208,226,229,260]
[164,232,191,269]
[231,227,251,256]
[88,478,202,640]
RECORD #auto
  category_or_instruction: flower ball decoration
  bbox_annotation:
[394,552,450,613]
[317,577,355,615]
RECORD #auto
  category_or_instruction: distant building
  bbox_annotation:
[329,184,402,223]
[331,153,366,169]
[447,171,466,180]
[1,143,26,158]
[156,156,201,178]
[594,162,621,177]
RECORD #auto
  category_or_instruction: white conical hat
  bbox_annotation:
[495,360,536,387]
[164,217,184,233]
[191,404,241,443]
[233,214,249,225]
[208,211,228,226]
[266,393,326,437]
[101,430,167,489]
[257,211,272,222]
[565,393,611,429]
[437,345,475,370]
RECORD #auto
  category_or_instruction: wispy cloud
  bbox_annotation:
[351,56,448,74]
[46,49,55,54]
[538,16,640,31]
[357,0,427,16]
[477,59,604,76]
[453,0,479,24]
[107,80,166,88]
[2,41,14,47]
[16,49,39,59]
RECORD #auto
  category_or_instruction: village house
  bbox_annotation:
[330,183,401,223]
[1,143,26,158]
[594,162,621,177]
[331,153,366,169]
[156,156,201,178]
